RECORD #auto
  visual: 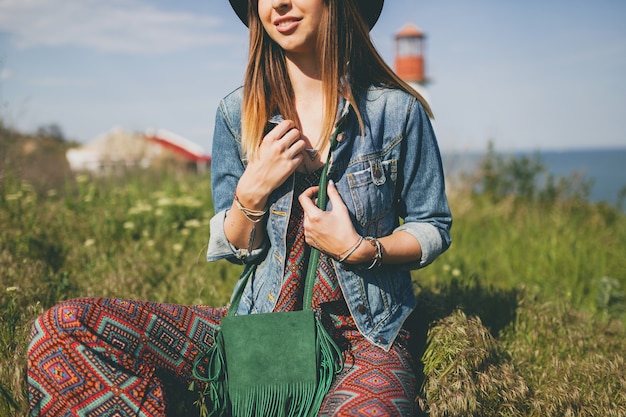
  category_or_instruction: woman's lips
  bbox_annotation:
[275,17,301,34]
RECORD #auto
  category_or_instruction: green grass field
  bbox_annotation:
[1,130,625,416]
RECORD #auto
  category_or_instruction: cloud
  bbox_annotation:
[0,0,233,54]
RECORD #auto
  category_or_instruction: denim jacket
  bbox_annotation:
[207,85,452,351]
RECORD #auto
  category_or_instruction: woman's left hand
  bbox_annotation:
[298,180,360,258]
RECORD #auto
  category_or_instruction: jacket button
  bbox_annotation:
[357,304,366,314]
[377,336,387,345]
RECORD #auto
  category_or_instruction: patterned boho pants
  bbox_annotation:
[27,298,417,416]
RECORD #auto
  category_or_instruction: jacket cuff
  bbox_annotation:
[394,222,443,268]
[207,210,267,263]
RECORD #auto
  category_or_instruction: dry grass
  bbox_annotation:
[503,299,626,417]
[418,310,530,417]
[416,300,626,417]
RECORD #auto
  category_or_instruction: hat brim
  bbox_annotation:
[228,0,384,30]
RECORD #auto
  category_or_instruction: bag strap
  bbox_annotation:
[228,107,349,316]
[302,115,346,309]
[227,263,255,317]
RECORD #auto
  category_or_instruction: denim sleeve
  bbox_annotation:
[206,96,269,263]
[207,210,267,263]
[396,98,452,269]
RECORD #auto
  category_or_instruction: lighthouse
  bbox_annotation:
[394,23,430,103]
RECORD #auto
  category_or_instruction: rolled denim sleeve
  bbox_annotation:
[396,97,452,269]
[394,222,444,268]
[207,209,268,263]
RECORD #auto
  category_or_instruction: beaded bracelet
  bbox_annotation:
[234,193,267,223]
[337,235,364,263]
[363,236,383,269]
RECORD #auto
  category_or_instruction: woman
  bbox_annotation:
[210,0,451,414]
[27,0,451,415]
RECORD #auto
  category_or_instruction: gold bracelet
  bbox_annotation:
[234,192,267,223]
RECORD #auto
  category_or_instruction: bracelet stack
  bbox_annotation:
[234,193,267,223]
[335,235,383,269]
[337,236,364,262]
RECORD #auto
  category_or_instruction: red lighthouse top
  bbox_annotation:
[395,23,427,84]
[396,23,424,39]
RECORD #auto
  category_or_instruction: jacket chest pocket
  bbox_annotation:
[345,158,397,230]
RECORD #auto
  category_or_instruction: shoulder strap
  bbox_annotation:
[303,113,348,309]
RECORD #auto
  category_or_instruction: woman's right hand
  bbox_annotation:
[235,119,305,211]
[224,120,305,251]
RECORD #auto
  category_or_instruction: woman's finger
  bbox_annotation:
[326,180,345,207]
[298,186,320,212]
[264,119,295,141]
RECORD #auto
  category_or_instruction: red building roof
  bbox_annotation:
[144,129,211,163]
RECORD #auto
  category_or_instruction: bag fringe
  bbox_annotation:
[311,317,344,416]
[230,381,316,417]
[192,330,229,417]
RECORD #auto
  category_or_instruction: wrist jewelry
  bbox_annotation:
[234,192,267,223]
[337,235,364,263]
[363,236,383,269]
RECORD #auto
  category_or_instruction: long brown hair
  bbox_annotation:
[240,0,433,159]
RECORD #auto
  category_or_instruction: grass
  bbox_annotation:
[1,129,625,416]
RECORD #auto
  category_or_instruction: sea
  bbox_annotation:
[442,148,626,206]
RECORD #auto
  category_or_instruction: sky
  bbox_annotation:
[0,0,625,154]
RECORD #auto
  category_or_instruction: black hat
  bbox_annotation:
[228,0,384,30]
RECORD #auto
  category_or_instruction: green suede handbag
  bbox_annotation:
[193,120,346,417]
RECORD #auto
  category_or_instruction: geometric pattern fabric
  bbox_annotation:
[28,298,226,416]
[318,335,417,416]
